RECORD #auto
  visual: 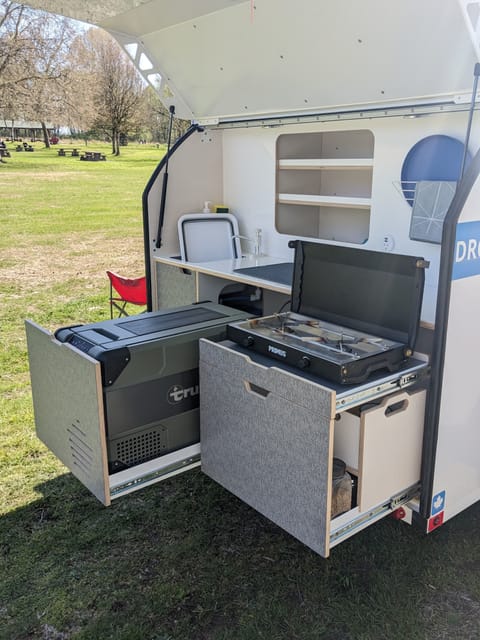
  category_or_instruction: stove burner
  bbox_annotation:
[243,312,391,358]
[237,312,398,364]
[227,311,411,384]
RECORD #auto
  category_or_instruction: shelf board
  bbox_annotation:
[277,193,371,209]
[278,158,373,170]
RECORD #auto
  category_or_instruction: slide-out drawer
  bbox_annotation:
[200,338,336,557]
[334,389,426,512]
[200,339,426,557]
[25,320,200,506]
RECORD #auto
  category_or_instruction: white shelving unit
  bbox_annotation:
[277,193,372,209]
[278,158,373,170]
[276,130,375,244]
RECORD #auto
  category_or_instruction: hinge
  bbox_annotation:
[416,259,430,269]
[195,117,220,126]
[454,92,480,104]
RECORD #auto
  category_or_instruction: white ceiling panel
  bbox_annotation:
[19,0,480,122]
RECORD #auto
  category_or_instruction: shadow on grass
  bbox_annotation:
[1,468,480,640]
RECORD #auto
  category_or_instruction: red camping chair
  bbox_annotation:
[107,270,147,318]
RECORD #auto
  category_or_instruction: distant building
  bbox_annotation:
[0,120,55,141]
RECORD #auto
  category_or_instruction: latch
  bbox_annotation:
[399,373,418,388]
[416,259,430,269]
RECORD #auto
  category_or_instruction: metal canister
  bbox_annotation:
[331,458,352,518]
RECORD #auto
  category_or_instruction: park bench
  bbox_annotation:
[80,151,106,161]
[57,148,79,157]
[16,143,34,152]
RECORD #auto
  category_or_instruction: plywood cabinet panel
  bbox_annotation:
[358,389,426,511]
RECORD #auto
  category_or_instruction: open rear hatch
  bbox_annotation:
[19,0,480,122]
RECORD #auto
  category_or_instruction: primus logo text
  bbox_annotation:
[268,344,287,358]
[168,384,199,404]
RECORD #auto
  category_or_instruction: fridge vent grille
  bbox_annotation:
[115,428,167,466]
[67,421,94,475]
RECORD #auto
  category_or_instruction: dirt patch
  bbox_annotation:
[1,232,144,295]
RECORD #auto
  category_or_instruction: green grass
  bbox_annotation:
[2,141,480,640]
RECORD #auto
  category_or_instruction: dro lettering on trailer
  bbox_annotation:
[453,221,480,280]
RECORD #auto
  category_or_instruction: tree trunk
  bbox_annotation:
[112,129,120,156]
[41,122,50,148]
[111,129,121,155]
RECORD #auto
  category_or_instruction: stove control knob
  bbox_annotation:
[298,356,311,369]
[243,335,254,348]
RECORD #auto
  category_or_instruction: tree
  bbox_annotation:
[1,5,189,148]
[0,1,77,146]
[0,2,32,92]
[22,12,76,147]
[142,85,189,144]
[71,28,145,155]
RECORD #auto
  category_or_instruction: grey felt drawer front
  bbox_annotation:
[199,339,334,418]
[155,261,196,309]
[199,339,335,557]
[26,320,110,505]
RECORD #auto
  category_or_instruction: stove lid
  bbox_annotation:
[20,0,480,123]
[290,241,427,348]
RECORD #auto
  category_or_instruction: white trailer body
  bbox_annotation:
[22,0,480,554]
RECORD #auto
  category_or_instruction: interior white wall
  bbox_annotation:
[149,129,224,257]
[220,112,480,323]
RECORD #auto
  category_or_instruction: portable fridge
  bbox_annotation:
[25,303,250,505]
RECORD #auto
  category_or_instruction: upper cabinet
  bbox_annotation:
[276,130,374,244]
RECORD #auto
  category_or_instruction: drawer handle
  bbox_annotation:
[384,398,408,417]
[244,381,270,398]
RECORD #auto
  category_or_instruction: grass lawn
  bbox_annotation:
[1,140,480,640]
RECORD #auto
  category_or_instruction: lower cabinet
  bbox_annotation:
[26,317,427,556]
[199,339,427,557]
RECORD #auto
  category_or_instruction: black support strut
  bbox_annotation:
[141,120,203,311]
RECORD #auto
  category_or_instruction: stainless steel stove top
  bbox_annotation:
[233,312,402,365]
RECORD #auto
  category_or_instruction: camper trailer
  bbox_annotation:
[23,0,480,557]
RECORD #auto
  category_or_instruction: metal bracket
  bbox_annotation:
[110,453,201,498]
[330,483,421,544]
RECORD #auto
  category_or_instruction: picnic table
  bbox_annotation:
[16,142,34,152]
[57,148,79,157]
[80,151,107,161]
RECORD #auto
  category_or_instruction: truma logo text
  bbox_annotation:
[168,384,199,404]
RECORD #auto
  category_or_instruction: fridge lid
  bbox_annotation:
[290,241,427,348]
[54,303,246,352]
[21,0,480,123]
